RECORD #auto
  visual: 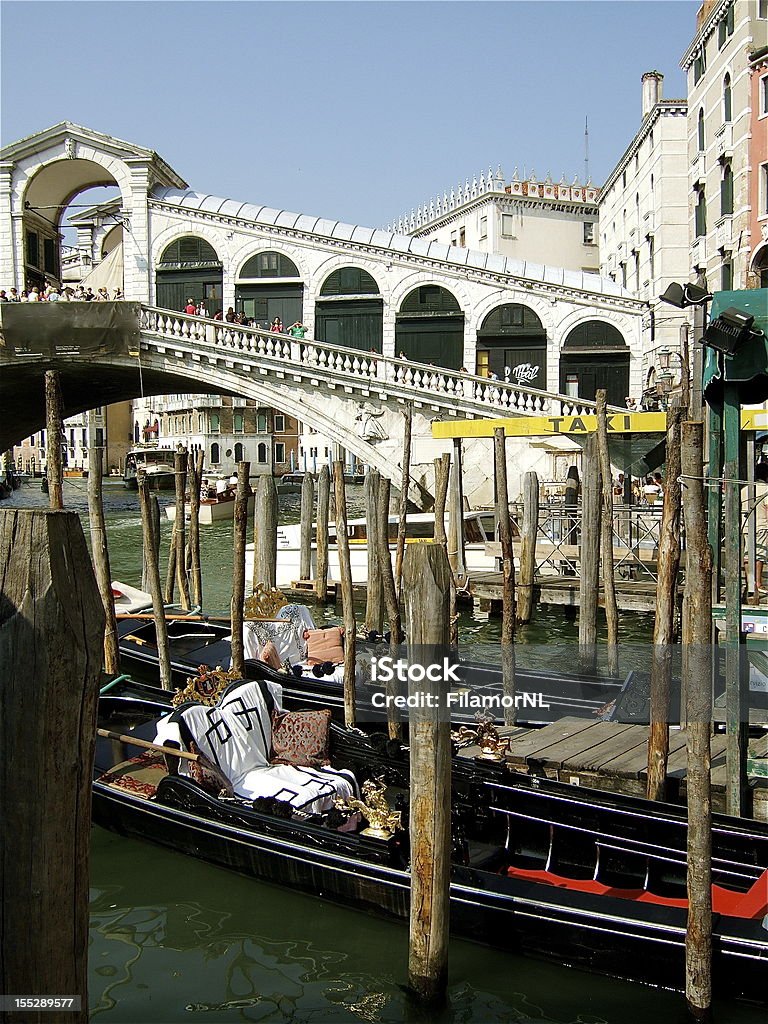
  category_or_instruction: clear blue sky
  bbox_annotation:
[1,1,698,229]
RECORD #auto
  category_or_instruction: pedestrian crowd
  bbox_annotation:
[182,298,307,338]
[0,285,123,302]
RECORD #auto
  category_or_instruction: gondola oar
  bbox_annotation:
[96,727,199,762]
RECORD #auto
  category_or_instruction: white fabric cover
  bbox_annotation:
[154,678,355,814]
[240,604,317,665]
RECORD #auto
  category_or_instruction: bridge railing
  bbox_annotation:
[139,306,615,418]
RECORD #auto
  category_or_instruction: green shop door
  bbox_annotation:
[315,299,383,351]
[395,317,464,369]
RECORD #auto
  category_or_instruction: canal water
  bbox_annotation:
[5,481,762,1023]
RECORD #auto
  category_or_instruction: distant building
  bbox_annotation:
[748,42,768,286]
[14,402,131,476]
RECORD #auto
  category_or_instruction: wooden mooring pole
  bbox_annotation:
[579,433,600,672]
[141,493,160,597]
[253,474,278,589]
[0,508,105,1024]
[517,470,538,625]
[494,429,516,726]
[44,370,64,511]
[681,420,713,1020]
[365,469,384,634]
[87,445,120,674]
[433,454,456,648]
[404,542,452,1007]
[188,450,205,609]
[647,407,683,802]
[333,461,357,727]
[315,465,331,602]
[299,471,314,582]
[377,474,402,740]
[230,461,250,678]
[138,477,172,689]
[395,405,412,602]
[595,390,619,676]
[173,450,191,610]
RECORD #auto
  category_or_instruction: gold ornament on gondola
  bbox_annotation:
[338,777,401,839]
[451,712,509,761]
[172,665,241,707]
[244,583,289,620]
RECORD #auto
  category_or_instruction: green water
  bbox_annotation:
[5,482,760,1023]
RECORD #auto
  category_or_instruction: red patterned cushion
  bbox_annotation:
[271,709,331,767]
[188,743,235,797]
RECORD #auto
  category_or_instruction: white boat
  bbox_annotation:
[110,580,153,614]
[165,474,255,524]
[245,511,498,588]
[123,446,177,490]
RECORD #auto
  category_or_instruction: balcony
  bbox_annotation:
[716,215,733,251]
[691,235,707,264]
[691,152,706,186]
[716,123,733,160]
[643,210,655,234]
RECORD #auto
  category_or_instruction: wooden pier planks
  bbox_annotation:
[462,572,668,614]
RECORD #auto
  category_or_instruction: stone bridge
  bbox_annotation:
[0,304,615,505]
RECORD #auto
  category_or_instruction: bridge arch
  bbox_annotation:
[155,234,224,316]
[559,318,630,406]
[313,264,384,352]
[476,302,549,387]
[233,245,306,329]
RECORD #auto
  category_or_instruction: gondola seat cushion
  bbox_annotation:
[305,627,344,665]
[271,709,331,767]
[154,679,355,814]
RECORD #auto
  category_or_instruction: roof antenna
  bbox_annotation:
[584,116,590,184]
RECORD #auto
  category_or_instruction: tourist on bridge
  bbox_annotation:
[225,307,236,323]
[184,297,197,315]
[196,299,208,317]
[270,316,284,333]
[288,320,307,339]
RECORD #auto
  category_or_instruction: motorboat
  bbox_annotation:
[93,674,768,1002]
[165,474,255,524]
[124,446,177,490]
[246,510,498,589]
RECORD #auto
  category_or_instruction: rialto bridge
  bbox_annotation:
[0,122,647,503]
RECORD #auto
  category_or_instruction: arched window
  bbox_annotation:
[210,413,220,433]
[233,413,244,433]
[234,442,243,462]
[210,442,220,464]
[721,163,734,216]
[695,188,707,238]
[257,413,268,433]
[698,108,705,152]
[723,74,732,123]
[159,236,221,267]
[320,267,380,295]
[257,443,268,463]
[239,252,300,278]
[755,247,768,288]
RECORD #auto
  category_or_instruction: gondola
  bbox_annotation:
[94,674,768,1002]
[116,615,640,727]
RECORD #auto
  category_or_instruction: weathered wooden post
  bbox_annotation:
[595,390,619,676]
[681,420,713,1018]
[403,542,452,1007]
[578,433,601,672]
[44,370,64,510]
[333,461,357,727]
[315,465,331,602]
[252,473,278,589]
[563,465,580,576]
[173,450,191,609]
[138,477,172,689]
[188,450,205,609]
[141,493,160,596]
[377,475,402,740]
[433,454,456,648]
[646,407,683,802]
[365,469,384,634]
[230,462,250,678]
[87,445,119,674]
[0,508,105,1024]
[395,405,412,601]
[517,471,538,625]
[494,429,516,726]
[299,471,314,582]
[447,438,466,581]
[164,514,177,606]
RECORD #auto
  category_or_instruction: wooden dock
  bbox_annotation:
[458,716,768,820]
[461,572,669,614]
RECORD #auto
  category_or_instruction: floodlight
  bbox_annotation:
[702,307,755,355]
[659,282,713,308]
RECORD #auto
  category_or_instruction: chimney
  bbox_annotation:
[641,71,664,118]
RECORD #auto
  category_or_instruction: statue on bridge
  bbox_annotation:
[355,403,388,442]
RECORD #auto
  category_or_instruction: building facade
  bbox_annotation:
[598,71,690,407]
[681,0,768,292]
[749,42,768,285]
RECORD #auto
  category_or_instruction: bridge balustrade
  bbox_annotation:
[139,306,611,419]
